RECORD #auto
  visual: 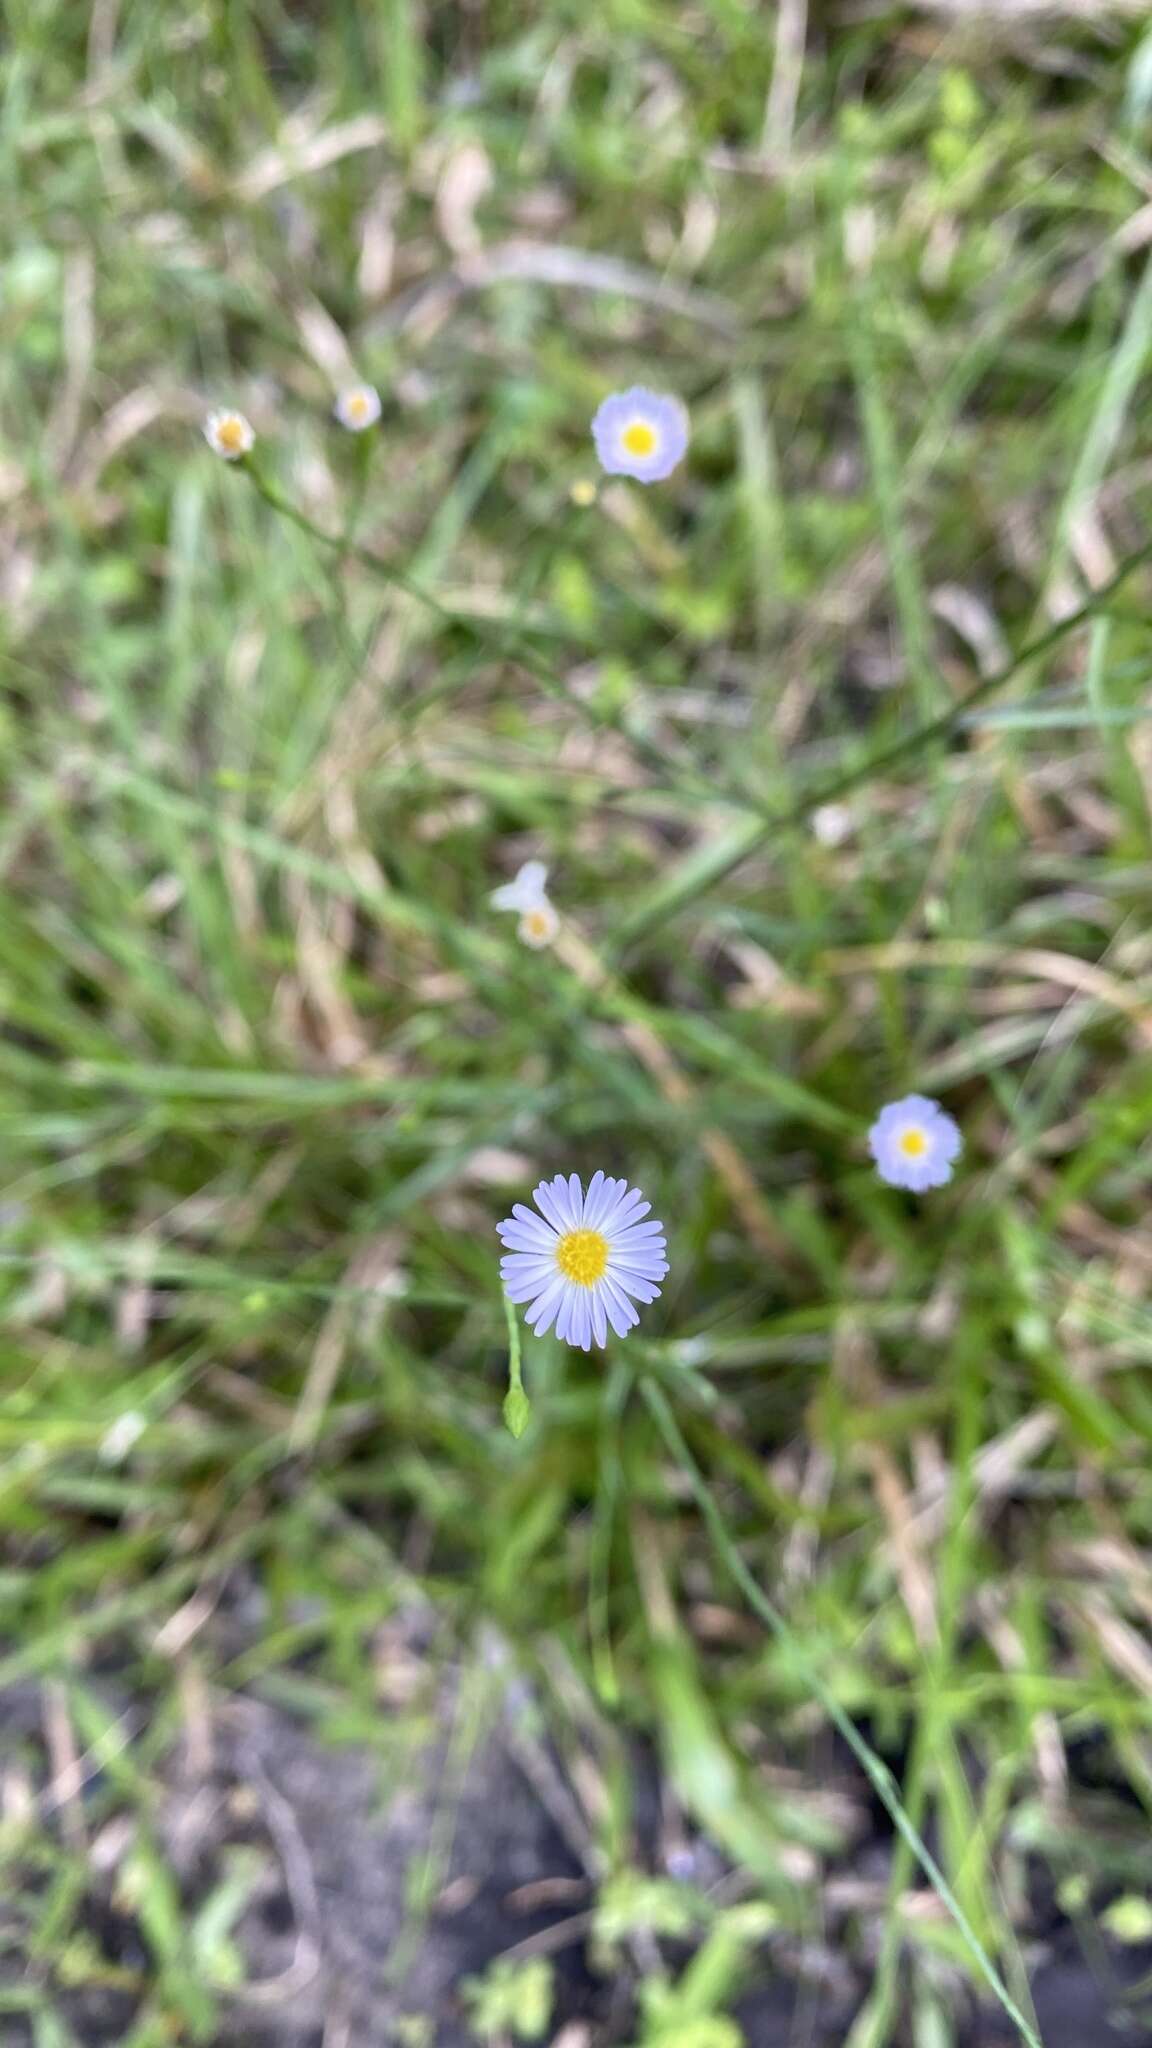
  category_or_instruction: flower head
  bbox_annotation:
[491,860,560,948]
[203,408,255,461]
[334,384,382,432]
[869,1095,962,1192]
[517,900,560,950]
[498,1172,668,1350]
[591,387,689,484]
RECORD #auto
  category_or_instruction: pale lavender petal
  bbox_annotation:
[615,1274,662,1305]
[503,1267,552,1304]
[528,1277,566,1336]
[611,1256,668,1284]
[568,1293,593,1351]
[500,1254,557,1287]
[507,1202,558,1237]
[534,1177,577,1233]
[602,1276,640,1337]
[497,1216,556,1252]
[589,1289,608,1348]
[581,1169,608,1227]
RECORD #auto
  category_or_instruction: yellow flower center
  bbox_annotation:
[899,1127,928,1158]
[555,1228,609,1287]
[622,420,657,458]
[347,392,368,420]
[523,907,552,940]
[217,416,246,453]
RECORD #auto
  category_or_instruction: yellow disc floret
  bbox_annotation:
[217,415,247,454]
[555,1228,610,1287]
[622,420,657,458]
[899,1127,927,1158]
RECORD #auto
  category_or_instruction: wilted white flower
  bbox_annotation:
[591,387,689,484]
[491,860,549,912]
[491,860,559,948]
[334,384,382,432]
[203,408,255,460]
[498,1172,668,1349]
[869,1095,962,1192]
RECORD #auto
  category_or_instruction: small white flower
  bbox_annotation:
[869,1095,962,1192]
[517,900,560,950]
[498,1171,668,1350]
[812,802,853,848]
[334,384,382,432]
[591,387,689,484]
[490,860,549,913]
[491,860,560,947]
[203,408,255,460]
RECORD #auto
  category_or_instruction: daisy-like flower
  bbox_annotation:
[203,408,255,461]
[517,900,560,950]
[498,1172,668,1350]
[869,1094,962,1192]
[591,386,689,484]
[490,860,559,949]
[334,383,382,432]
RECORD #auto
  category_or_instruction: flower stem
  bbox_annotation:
[502,1294,530,1439]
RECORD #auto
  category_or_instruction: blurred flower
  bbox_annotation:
[517,901,560,950]
[334,383,381,432]
[203,408,255,460]
[569,478,598,507]
[811,802,853,848]
[591,387,689,484]
[491,860,559,947]
[869,1094,962,1192]
[498,1171,668,1349]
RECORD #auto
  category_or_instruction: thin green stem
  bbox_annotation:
[641,1377,1043,2048]
[240,463,723,809]
[616,534,1152,946]
[502,1294,530,1438]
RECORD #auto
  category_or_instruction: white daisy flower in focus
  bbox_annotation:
[203,408,255,460]
[334,384,382,432]
[498,1172,668,1350]
[868,1094,962,1192]
[490,861,559,949]
[591,386,689,484]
